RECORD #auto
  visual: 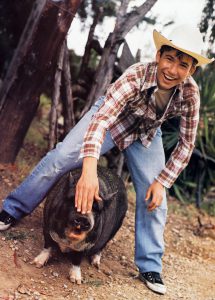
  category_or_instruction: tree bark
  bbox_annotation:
[0,0,81,163]
[81,0,158,116]
[79,2,103,78]
[49,41,65,150]
[62,44,75,135]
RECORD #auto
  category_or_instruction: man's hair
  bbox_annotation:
[159,45,198,67]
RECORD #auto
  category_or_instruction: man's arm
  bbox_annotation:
[75,157,101,214]
[79,63,145,160]
[156,92,200,189]
[145,87,200,210]
[145,82,200,210]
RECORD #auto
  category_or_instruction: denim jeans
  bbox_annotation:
[3,96,167,273]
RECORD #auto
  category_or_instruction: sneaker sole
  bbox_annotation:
[139,274,167,295]
[0,222,12,231]
[146,281,166,295]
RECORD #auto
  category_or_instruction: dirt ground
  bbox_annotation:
[0,161,215,300]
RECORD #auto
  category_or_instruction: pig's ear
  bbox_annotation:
[67,188,75,199]
[67,173,76,199]
[101,191,118,201]
[69,172,74,185]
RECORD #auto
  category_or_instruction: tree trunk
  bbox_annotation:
[82,0,158,115]
[0,0,81,164]
[49,41,65,150]
[79,3,103,78]
[62,44,75,135]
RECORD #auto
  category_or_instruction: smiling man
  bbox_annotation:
[0,25,214,295]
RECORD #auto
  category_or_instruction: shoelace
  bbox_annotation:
[145,272,163,284]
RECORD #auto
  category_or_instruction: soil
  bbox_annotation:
[0,158,215,300]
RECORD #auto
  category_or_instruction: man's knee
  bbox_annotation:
[45,143,80,174]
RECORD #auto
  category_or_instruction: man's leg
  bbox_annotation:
[1,97,115,221]
[123,129,167,294]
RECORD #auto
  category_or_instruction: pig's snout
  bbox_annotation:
[72,216,91,231]
[65,214,94,243]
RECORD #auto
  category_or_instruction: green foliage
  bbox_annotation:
[88,49,100,69]
[201,200,215,216]
[162,65,215,207]
[77,0,118,24]
[199,0,215,48]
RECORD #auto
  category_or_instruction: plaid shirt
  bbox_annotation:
[80,62,200,188]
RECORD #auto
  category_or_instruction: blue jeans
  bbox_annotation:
[3,97,167,273]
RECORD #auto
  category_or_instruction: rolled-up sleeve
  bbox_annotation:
[156,88,200,188]
[79,63,145,159]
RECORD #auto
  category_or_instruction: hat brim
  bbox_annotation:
[153,30,214,66]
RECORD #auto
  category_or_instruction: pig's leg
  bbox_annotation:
[69,265,82,285]
[33,234,56,268]
[33,247,52,268]
[91,251,101,268]
[69,251,83,284]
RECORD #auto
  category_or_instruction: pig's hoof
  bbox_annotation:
[32,248,51,268]
[91,253,101,269]
[69,265,82,284]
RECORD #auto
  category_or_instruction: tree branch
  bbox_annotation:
[120,0,158,38]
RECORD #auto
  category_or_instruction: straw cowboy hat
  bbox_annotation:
[153,24,214,66]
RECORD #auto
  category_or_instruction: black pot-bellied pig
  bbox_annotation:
[33,167,127,284]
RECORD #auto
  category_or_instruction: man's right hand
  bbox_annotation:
[75,157,102,214]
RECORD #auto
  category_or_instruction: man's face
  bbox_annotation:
[156,49,196,90]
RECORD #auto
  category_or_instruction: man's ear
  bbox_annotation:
[189,65,197,76]
[156,50,161,63]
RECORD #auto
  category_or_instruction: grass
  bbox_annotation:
[1,230,29,241]
[85,279,104,287]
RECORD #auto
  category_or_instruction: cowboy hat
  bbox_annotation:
[153,24,214,66]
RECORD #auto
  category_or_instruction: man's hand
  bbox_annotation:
[145,180,165,211]
[75,157,102,214]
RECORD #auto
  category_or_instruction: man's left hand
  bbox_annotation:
[145,180,165,211]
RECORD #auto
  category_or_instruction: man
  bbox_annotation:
[0,24,213,294]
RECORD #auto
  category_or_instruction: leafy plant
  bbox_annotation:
[162,65,215,208]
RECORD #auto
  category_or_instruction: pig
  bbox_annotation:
[33,167,128,284]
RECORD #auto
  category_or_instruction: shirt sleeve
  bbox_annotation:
[156,86,200,188]
[79,63,145,159]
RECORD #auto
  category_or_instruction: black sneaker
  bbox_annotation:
[139,272,166,295]
[0,210,16,230]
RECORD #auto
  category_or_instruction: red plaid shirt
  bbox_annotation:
[80,62,200,188]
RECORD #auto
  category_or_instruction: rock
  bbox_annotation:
[17,284,31,295]
[52,271,59,277]
[103,270,113,276]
